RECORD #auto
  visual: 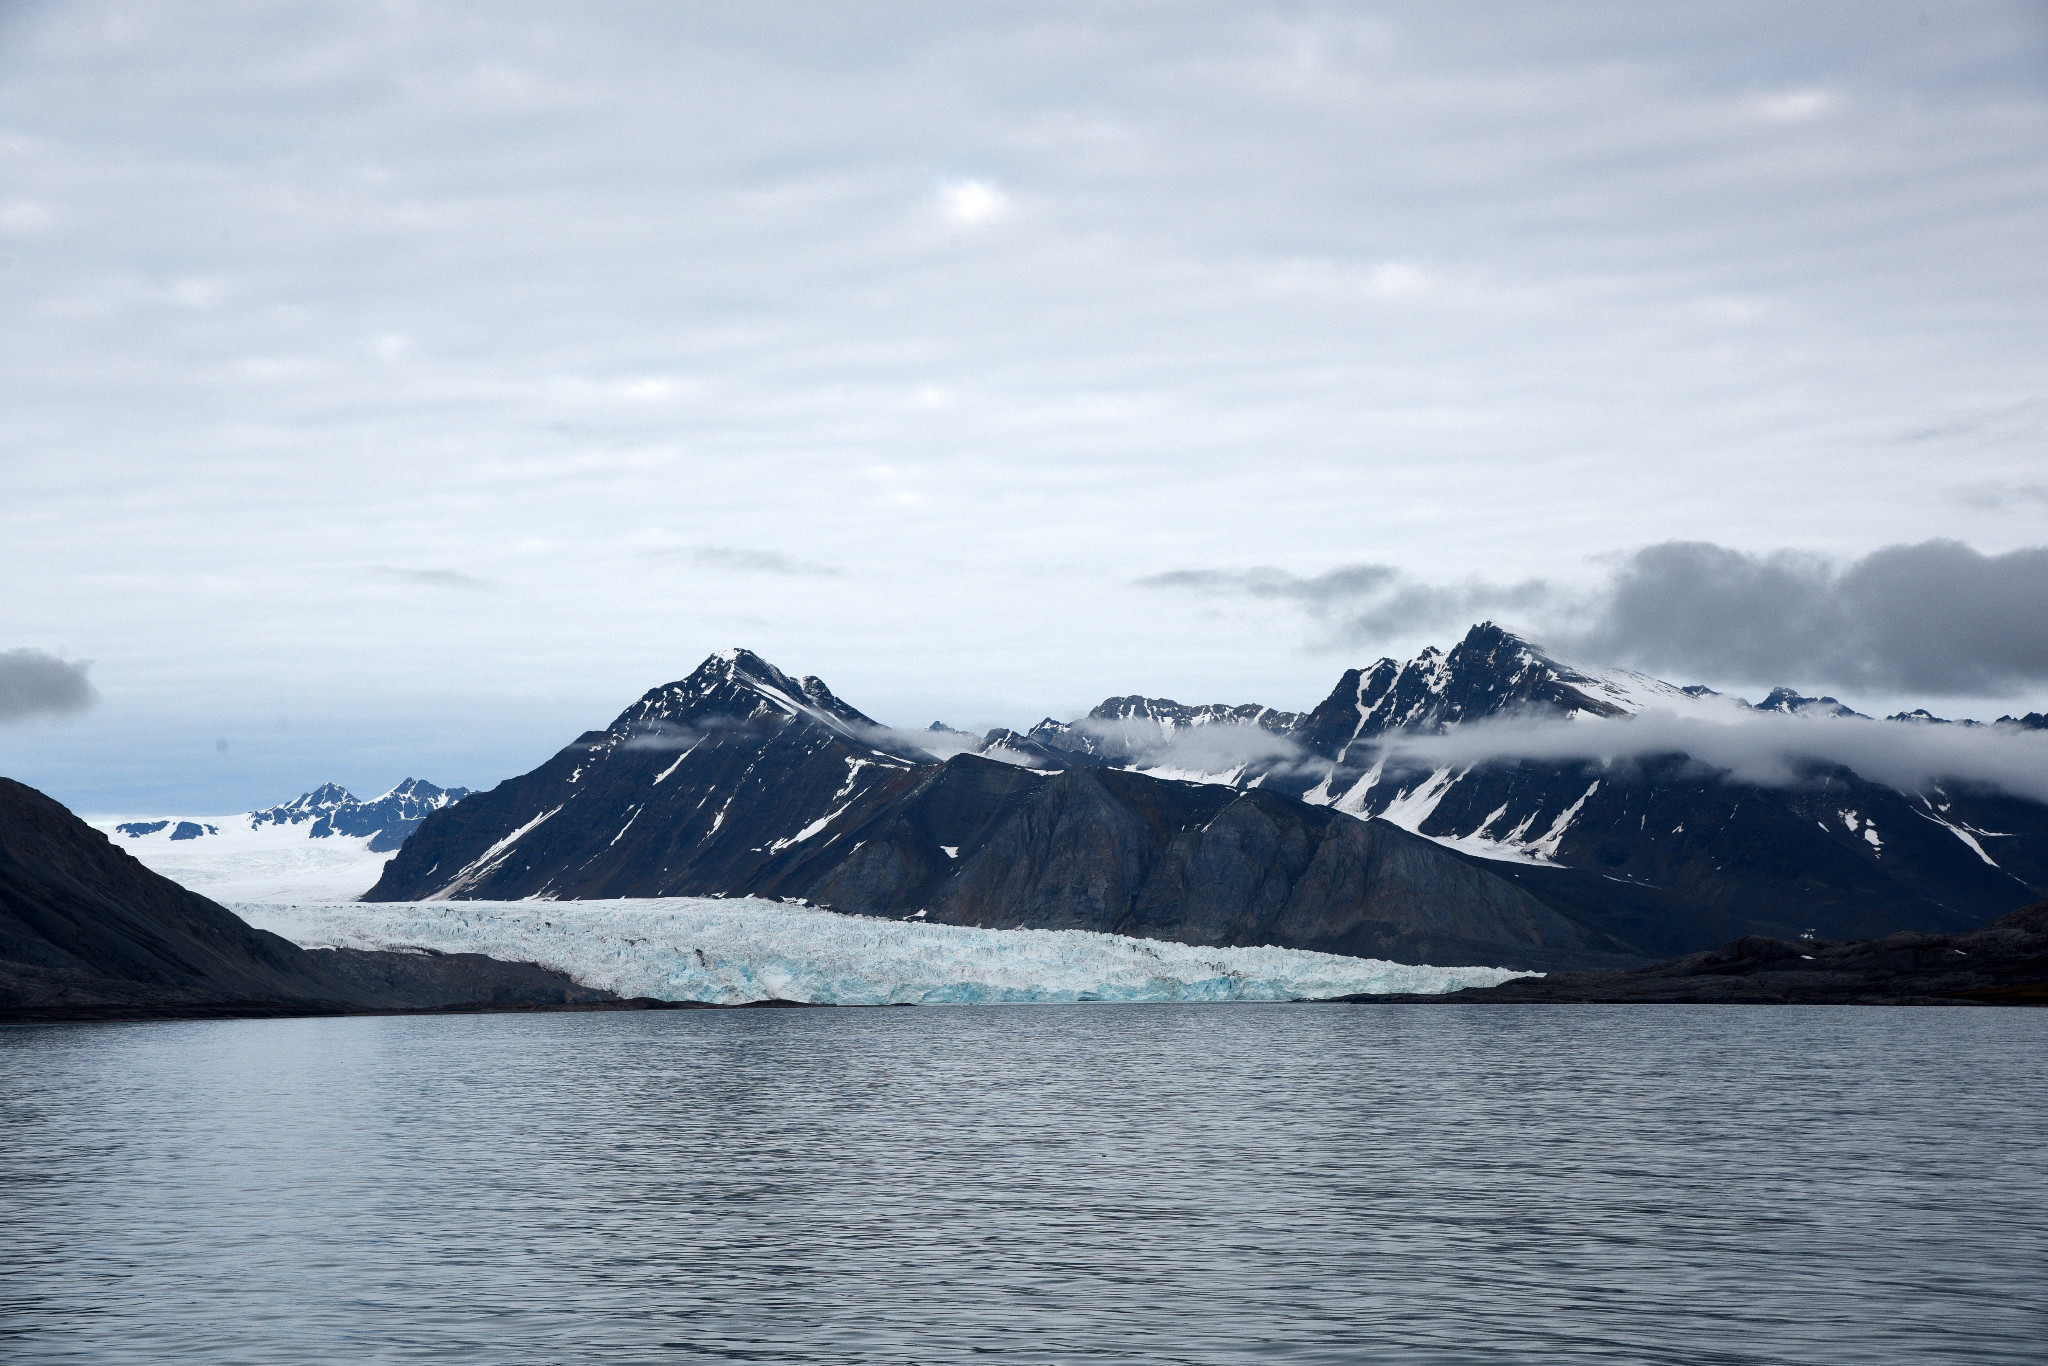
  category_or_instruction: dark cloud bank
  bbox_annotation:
[0,649,97,723]
[1142,539,2048,697]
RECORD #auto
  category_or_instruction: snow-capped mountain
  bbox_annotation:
[992,623,2048,954]
[371,649,934,901]
[97,779,471,902]
[240,777,473,850]
[371,649,1632,971]
[1020,697,1302,766]
[370,632,2048,968]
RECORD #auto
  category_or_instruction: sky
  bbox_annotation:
[2,1,2045,813]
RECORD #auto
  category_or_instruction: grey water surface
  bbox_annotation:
[2,1004,2043,1365]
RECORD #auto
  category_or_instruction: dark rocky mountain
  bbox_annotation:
[1001,623,2048,954]
[1,776,360,1015]
[1340,900,2048,1005]
[0,776,631,1020]
[373,633,2048,970]
[114,819,219,840]
[370,650,1639,971]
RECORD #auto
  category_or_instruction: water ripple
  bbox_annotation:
[2,1005,2043,1364]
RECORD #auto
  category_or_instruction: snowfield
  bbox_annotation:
[93,818,393,902]
[236,897,1534,1005]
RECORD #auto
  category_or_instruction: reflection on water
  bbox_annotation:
[2,1004,2044,1364]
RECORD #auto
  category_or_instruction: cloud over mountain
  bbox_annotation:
[1142,539,2048,696]
[1376,709,2048,806]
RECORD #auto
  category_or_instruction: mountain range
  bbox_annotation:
[115,778,471,853]
[369,629,2048,970]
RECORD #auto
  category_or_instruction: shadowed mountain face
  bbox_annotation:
[0,776,359,1012]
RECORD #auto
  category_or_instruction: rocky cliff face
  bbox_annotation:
[367,649,935,903]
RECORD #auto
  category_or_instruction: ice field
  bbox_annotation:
[238,897,1534,1005]
[93,818,393,902]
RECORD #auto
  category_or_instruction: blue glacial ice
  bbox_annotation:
[236,897,1536,1005]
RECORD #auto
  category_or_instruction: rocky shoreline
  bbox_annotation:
[1331,900,2048,1005]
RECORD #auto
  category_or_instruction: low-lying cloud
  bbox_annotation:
[0,648,98,722]
[368,565,498,591]
[1141,538,2048,697]
[1374,709,2048,805]
[661,547,844,578]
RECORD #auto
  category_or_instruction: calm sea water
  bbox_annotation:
[2,1005,2043,1365]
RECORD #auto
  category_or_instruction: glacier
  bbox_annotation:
[96,817,394,902]
[235,897,1534,1005]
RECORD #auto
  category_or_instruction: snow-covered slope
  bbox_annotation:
[92,817,394,902]
[92,778,470,902]
[238,897,1531,1005]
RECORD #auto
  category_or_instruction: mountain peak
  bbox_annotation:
[1755,687,1866,720]
[604,649,932,761]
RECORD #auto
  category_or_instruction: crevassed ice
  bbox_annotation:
[236,898,1533,1005]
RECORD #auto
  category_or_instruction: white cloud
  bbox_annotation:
[1,2,2044,807]
[1381,709,2048,806]
[1367,261,1432,298]
[0,200,55,234]
[1748,88,1838,122]
[940,178,1008,226]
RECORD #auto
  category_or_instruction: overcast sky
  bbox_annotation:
[3,1,2045,812]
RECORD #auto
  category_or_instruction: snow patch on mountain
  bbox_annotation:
[237,898,1534,1005]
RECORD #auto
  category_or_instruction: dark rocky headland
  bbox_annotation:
[0,776,798,1023]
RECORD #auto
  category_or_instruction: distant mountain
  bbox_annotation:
[115,778,471,853]
[371,649,1632,971]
